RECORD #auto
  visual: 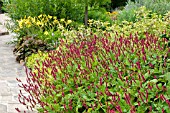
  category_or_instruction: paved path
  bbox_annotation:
[0,14,36,113]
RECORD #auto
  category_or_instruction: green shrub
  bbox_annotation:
[2,0,84,22]
[134,0,170,15]
[16,31,170,112]
[88,8,112,23]
[117,0,170,22]
[116,0,138,22]
[111,7,170,37]
[2,0,112,24]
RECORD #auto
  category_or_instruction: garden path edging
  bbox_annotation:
[0,13,9,36]
[0,14,36,113]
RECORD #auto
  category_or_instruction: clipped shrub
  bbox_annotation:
[17,31,170,112]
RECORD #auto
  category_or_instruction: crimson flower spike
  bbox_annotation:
[110,109,116,113]
[115,105,122,113]
[162,108,165,113]
[136,61,141,69]
[15,108,21,113]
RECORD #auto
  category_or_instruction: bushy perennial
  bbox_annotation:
[16,32,170,113]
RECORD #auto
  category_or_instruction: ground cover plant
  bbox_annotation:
[16,31,170,112]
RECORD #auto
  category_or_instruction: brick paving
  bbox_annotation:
[0,14,36,113]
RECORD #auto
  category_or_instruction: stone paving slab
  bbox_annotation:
[0,14,37,113]
[0,13,9,36]
[0,34,34,113]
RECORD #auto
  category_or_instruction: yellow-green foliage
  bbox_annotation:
[14,6,170,45]
[107,6,170,37]
[26,51,48,68]
[63,6,170,41]
[61,7,170,43]
[26,6,170,68]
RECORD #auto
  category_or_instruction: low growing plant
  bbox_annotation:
[17,31,170,112]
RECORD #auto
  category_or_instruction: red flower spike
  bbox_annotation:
[142,55,147,61]
[115,105,122,113]
[162,108,165,113]
[145,90,148,103]
[63,104,67,110]
[91,104,95,110]
[70,89,73,94]
[88,85,90,90]
[110,109,116,113]
[62,92,65,97]
[51,85,56,90]
[16,78,22,82]
[149,106,152,112]
[162,86,167,92]
[112,95,116,101]
[156,84,160,90]
[165,100,170,108]
[69,106,73,110]
[124,93,131,105]
[130,106,136,113]
[100,77,103,85]
[138,101,140,106]
[160,94,166,101]
[141,75,146,82]
[118,72,123,81]
[15,108,21,112]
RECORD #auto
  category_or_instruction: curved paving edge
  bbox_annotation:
[0,13,9,36]
[0,14,37,113]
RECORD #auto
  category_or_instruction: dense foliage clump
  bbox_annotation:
[17,32,170,112]
[2,1,169,113]
[117,0,170,22]
[11,7,170,62]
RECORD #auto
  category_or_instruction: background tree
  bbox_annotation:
[76,0,111,26]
